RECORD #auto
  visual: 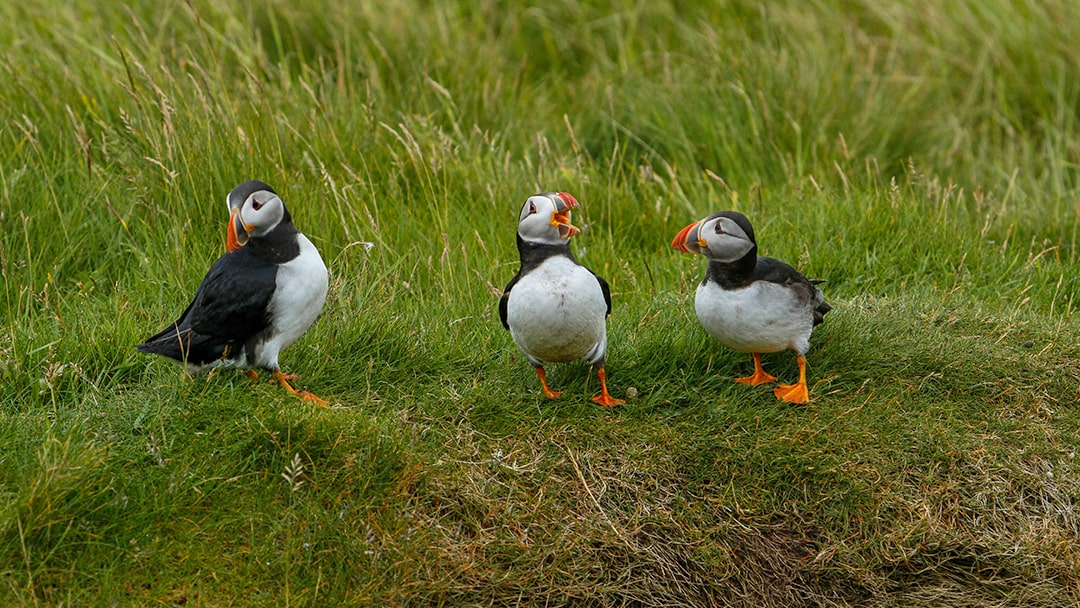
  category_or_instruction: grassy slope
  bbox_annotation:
[1,0,1078,606]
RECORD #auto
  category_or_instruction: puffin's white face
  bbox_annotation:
[228,189,285,250]
[672,215,755,262]
[699,216,754,261]
[517,192,580,245]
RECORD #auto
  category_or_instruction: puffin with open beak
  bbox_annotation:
[137,180,330,406]
[672,211,830,404]
[226,186,248,252]
[499,192,624,407]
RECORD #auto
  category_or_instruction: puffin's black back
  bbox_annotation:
[137,246,278,365]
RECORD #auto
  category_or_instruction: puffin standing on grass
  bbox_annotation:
[499,192,624,407]
[672,211,830,404]
[137,180,329,406]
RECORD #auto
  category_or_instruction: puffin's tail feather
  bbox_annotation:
[810,281,831,327]
[813,301,832,326]
[136,325,229,365]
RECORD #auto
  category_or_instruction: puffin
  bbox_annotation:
[671,211,830,404]
[499,192,624,407]
[137,180,330,406]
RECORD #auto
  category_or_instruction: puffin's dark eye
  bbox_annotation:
[528,202,537,214]
[252,199,264,211]
[714,223,723,234]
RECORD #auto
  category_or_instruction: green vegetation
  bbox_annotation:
[1,0,1078,605]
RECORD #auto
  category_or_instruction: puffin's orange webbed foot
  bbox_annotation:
[772,355,810,404]
[734,353,777,386]
[272,370,328,408]
[589,367,624,407]
[296,391,329,407]
[773,382,809,404]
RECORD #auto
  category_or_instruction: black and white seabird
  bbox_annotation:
[672,211,830,404]
[137,180,329,405]
[499,192,624,407]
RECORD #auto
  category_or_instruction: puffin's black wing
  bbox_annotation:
[498,272,522,330]
[755,256,831,325]
[137,249,276,364]
[752,256,810,285]
[589,269,613,317]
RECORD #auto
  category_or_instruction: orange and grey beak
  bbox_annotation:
[671,220,706,254]
[551,192,580,239]
[227,207,250,252]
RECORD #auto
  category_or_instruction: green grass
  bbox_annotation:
[2,0,1079,605]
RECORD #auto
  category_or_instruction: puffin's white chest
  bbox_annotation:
[506,256,607,365]
[255,235,328,367]
[694,279,813,354]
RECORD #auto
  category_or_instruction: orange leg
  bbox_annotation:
[773,355,810,404]
[249,370,300,383]
[590,366,625,407]
[272,370,329,407]
[734,353,778,386]
[534,366,562,400]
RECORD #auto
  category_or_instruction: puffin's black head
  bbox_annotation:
[227,180,277,212]
[226,181,292,252]
[516,192,580,246]
[671,211,757,263]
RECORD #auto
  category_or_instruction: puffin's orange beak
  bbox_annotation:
[671,220,705,254]
[551,192,580,239]
[227,207,249,252]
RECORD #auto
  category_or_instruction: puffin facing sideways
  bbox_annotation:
[672,211,830,404]
[499,192,624,407]
[137,180,329,406]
